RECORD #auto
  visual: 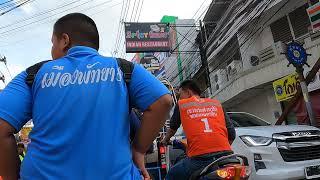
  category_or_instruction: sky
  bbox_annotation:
[0,0,211,88]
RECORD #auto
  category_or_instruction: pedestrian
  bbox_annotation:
[160,80,236,179]
[0,13,172,180]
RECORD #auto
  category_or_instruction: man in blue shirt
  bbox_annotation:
[0,13,172,180]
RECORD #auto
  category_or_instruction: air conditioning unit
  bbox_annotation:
[209,69,227,84]
[227,60,242,79]
[258,41,286,63]
[209,69,227,92]
[250,55,260,67]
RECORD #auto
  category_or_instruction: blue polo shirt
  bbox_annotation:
[0,46,170,180]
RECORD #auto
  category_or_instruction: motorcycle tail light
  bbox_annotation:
[159,146,166,154]
[216,165,251,180]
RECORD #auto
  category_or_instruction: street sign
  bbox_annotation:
[307,2,320,32]
[124,22,170,53]
[286,42,307,67]
[273,73,300,102]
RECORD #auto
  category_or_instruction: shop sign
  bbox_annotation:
[125,22,170,53]
[273,74,300,102]
[140,55,160,71]
[307,2,320,32]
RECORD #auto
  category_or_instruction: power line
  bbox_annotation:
[113,0,127,55]
[136,0,144,22]
[0,0,15,6]
[114,0,128,54]
[0,0,79,30]
[0,0,25,10]
[170,0,209,53]
[133,0,141,22]
[89,1,122,17]
[0,0,34,16]
[129,0,138,22]
[0,0,119,47]
[123,0,131,21]
[0,0,115,37]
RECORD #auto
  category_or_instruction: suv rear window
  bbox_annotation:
[228,113,270,127]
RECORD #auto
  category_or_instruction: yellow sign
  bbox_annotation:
[273,74,300,102]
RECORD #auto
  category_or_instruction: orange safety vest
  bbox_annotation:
[178,96,231,157]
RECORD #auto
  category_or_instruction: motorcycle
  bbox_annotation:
[169,139,251,180]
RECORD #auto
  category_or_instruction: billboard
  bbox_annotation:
[125,22,170,53]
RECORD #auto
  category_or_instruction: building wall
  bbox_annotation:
[238,0,308,72]
[209,0,320,123]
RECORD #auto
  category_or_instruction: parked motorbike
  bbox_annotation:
[169,140,251,180]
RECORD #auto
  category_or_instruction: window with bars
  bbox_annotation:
[270,16,293,43]
[270,4,312,43]
[289,4,311,38]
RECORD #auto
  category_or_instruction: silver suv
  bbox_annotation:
[168,112,320,180]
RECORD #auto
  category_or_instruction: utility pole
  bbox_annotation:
[0,71,5,84]
[199,20,211,94]
[285,42,316,126]
[0,56,12,79]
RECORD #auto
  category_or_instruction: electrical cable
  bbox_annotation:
[0,0,34,16]
[0,0,115,36]
[0,0,80,30]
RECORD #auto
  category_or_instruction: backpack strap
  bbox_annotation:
[26,60,51,87]
[116,58,134,85]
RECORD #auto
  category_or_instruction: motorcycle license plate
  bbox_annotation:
[305,165,320,179]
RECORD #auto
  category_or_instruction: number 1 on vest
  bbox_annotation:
[201,118,213,133]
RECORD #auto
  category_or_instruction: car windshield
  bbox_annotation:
[228,113,270,127]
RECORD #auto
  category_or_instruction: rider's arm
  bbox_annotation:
[0,119,20,180]
[132,95,172,152]
[224,111,236,143]
[129,64,172,153]
[0,72,32,180]
[163,104,180,142]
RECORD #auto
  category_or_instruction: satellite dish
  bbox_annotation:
[250,56,260,66]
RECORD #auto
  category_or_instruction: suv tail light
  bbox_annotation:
[215,165,251,180]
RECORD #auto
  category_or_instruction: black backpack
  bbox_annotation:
[25,58,134,87]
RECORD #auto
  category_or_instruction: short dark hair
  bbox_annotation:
[54,13,99,50]
[179,80,202,96]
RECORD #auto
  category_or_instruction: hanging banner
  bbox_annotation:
[273,74,300,102]
[125,22,170,53]
[307,2,320,32]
